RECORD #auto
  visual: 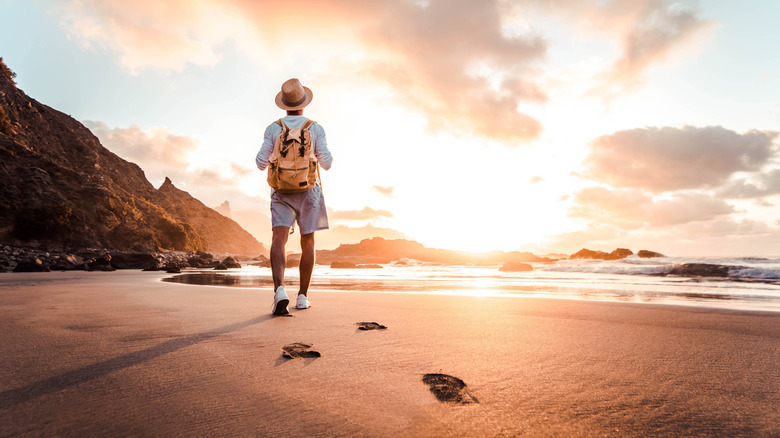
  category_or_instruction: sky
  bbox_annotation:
[1,0,779,256]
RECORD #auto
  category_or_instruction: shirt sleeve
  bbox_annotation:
[312,123,333,170]
[255,124,277,171]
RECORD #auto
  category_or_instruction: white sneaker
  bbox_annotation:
[272,286,289,315]
[296,294,311,309]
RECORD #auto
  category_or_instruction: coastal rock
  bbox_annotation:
[142,265,160,271]
[570,248,633,260]
[13,259,50,272]
[111,252,158,269]
[608,248,633,260]
[220,257,241,269]
[213,263,227,270]
[49,261,72,271]
[165,266,182,274]
[638,250,664,258]
[669,263,730,278]
[570,249,611,260]
[88,254,113,271]
[499,262,533,272]
[187,256,206,268]
[49,254,81,271]
[196,251,213,260]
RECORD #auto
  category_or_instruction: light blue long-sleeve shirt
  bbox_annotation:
[255,115,332,172]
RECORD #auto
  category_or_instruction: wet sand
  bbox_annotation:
[1,270,778,436]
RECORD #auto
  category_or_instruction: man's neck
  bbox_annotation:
[286,110,303,116]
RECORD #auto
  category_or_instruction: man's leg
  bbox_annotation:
[271,226,290,290]
[298,232,315,297]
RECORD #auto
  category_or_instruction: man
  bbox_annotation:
[256,78,332,315]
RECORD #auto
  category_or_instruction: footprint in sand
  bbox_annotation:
[356,322,387,330]
[281,343,321,359]
[422,373,479,404]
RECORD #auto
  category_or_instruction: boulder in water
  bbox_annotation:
[607,248,633,260]
[499,262,533,272]
[638,250,664,258]
[221,256,241,269]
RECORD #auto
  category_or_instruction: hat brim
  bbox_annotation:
[275,86,313,110]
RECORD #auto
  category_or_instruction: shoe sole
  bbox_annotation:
[273,298,289,315]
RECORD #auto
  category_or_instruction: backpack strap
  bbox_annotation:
[275,119,292,158]
[299,119,316,157]
[299,120,322,191]
[301,119,316,130]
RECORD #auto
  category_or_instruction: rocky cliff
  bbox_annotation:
[0,59,264,255]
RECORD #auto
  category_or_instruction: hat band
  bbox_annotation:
[282,94,307,107]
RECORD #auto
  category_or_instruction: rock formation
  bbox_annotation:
[214,200,231,217]
[0,59,264,255]
[570,248,653,261]
[316,237,553,266]
[498,262,533,272]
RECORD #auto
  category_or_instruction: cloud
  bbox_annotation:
[371,185,394,196]
[717,169,780,199]
[61,0,547,142]
[85,120,197,184]
[594,0,711,98]
[584,126,777,192]
[86,121,265,212]
[501,0,711,101]
[361,0,547,141]
[570,187,734,227]
[59,0,244,72]
[528,176,543,184]
[330,207,394,221]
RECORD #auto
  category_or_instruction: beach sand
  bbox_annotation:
[1,271,778,436]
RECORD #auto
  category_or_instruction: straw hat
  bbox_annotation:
[275,78,313,110]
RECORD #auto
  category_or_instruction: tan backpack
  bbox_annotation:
[267,119,319,193]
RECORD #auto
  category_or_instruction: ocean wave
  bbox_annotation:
[728,266,780,279]
[537,257,780,281]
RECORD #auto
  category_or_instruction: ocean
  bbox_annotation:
[165,255,780,313]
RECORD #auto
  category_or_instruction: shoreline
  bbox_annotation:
[1,271,778,436]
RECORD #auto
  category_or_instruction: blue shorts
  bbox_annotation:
[270,185,329,235]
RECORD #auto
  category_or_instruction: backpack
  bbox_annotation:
[266,119,319,193]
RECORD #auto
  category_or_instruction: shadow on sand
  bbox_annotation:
[0,314,274,408]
